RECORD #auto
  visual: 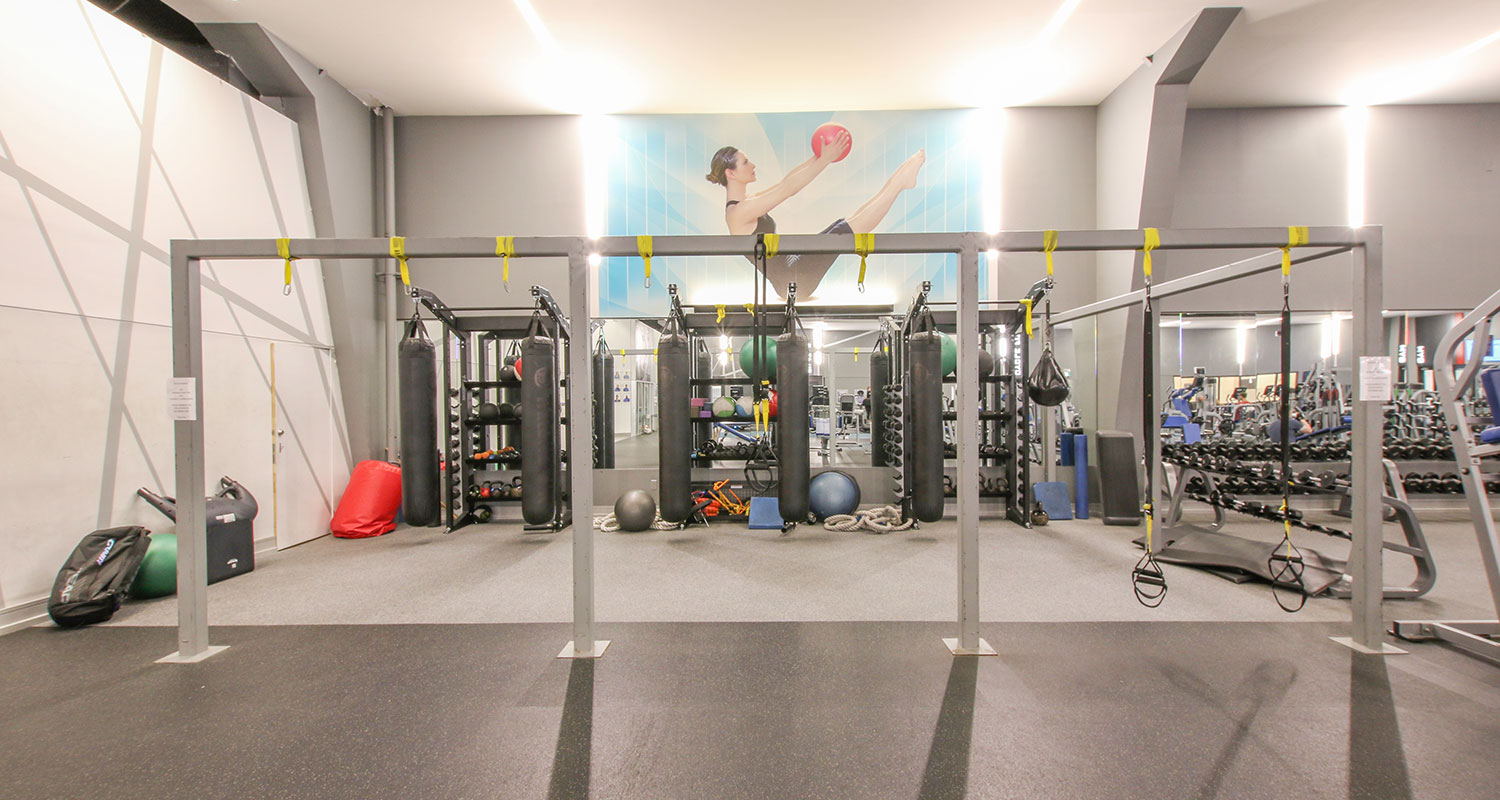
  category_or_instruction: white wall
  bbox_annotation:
[0,3,349,617]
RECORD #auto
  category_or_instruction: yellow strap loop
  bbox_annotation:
[1282,225,1308,276]
[496,236,515,292]
[1043,229,1058,277]
[854,233,875,293]
[637,235,653,288]
[853,346,859,362]
[652,346,658,358]
[276,238,296,296]
[1142,228,1160,280]
[389,237,410,287]
[763,233,780,258]
[716,304,726,324]
[619,348,625,357]
[1020,298,1034,338]
[744,303,755,314]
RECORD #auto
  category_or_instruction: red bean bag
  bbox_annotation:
[331,461,402,538]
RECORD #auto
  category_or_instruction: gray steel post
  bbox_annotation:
[1340,230,1400,654]
[159,248,223,663]
[948,238,993,655]
[561,249,605,658]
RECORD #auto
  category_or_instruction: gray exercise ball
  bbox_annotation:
[614,490,657,532]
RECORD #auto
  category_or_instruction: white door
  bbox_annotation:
[272,343,345,548]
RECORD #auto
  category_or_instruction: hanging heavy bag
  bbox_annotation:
[1027,345,1070,407]
[48,526,151,627]
[399,316,440,526]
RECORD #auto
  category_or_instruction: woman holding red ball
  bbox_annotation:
[706,125,925,298]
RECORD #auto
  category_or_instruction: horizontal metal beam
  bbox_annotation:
[1050,245,1351,324]
[174,227,1371,262]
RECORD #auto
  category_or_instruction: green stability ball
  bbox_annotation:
[130,532,177,598]
[737,337,778,380]
[940,332,957,376]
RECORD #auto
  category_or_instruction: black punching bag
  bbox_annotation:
[870,342,890,468]
[910,325,944,523]
[399,317,440,526]
[777,324,810,522]
[657,320,693,523]
[521,326,556,526]
[592,340,615,468]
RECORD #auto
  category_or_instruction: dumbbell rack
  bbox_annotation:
[1160,455,1436,600]
[413,286,573,533]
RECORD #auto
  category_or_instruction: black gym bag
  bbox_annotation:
[47,526,151,628]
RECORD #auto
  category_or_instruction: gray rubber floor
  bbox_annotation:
[3,620,1499,800]
[102,507,1500,627]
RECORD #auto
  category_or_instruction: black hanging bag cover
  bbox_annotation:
[1027,345,1071,407]
[47,526,151,627]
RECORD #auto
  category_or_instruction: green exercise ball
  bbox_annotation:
[737,337,778,380]
[940,332,957,376]
[130,532,177,598]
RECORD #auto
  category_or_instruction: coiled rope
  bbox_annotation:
[594,513,684,532]
[821,505,916,534]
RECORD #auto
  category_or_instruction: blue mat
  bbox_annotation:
[747,496,783,529]
[1034,482,1073,521]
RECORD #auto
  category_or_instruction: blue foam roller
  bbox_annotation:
[1034,481,1073,521]
[1073,434,1089,520]
[1059,432,1075,467]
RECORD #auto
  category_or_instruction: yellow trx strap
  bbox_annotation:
[763,233,780,258]
[854,233,875,293]
[754,399,765,433]
[637,235,653,288]
[715,304,726,324]
[1282,226,1308,275]
[496,236,515,292]
[1020,298,1034,337]
[276,238,296,295]
[1144,502,1153,552]
[1141,228,1160,280]
[1043,229,1058,277]
[389,237,410,288]
[853,347,860,362]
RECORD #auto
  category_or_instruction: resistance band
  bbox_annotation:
[276,238,296,295]
[1133,228,1167,608]
[637,235,653,288]
[1020,298,1034,338]
[854,233,875,293]
[1269,226,1310,612]
[389,237,411,288]
[1043,229,1058,277]
[496,236,515,293]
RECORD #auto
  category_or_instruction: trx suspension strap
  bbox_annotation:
[854,233,875,293]
[638,235,654,288]
[390,237,411,290]
[1269,227,1310,612]
[1133,228,1167,608]
[496,236,515,293]
[277,238,296,295]
[746,233,778,495]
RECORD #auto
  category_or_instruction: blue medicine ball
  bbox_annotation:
[808,470,861,520]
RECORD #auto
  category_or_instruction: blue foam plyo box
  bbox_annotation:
[1033,482,1073,521]
[748,496,783,529]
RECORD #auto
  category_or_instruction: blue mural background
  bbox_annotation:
[598,109,989,317]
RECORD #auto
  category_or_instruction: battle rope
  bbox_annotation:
[594,513,683,532]
[822,505,916,534]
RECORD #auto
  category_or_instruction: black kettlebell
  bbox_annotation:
[1031,502,1049,526]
